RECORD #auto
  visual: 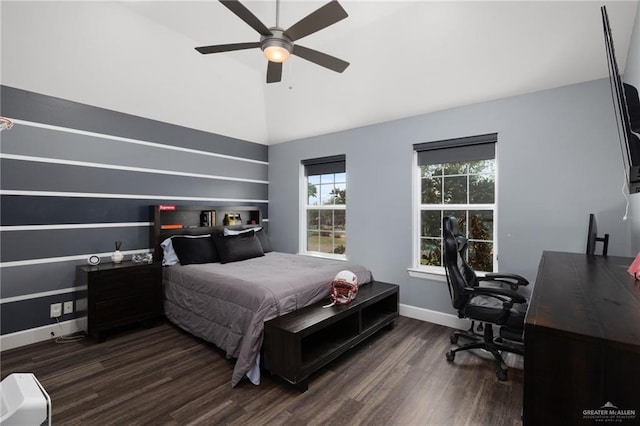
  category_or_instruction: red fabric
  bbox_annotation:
[628,252,640,278]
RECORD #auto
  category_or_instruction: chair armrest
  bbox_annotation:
[480,273,529,290]
[466,286,527,305]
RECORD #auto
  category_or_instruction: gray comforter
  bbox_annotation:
[163,252,372,386]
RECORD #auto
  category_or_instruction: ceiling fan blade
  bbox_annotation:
[283,1,348,42]
[219,0,272,36]
[195,42,260,54]
[266,61,283,83]
[293,45,349,73]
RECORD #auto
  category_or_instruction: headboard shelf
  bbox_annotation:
[152,204,263,261]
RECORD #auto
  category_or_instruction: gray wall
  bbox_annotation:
[268,78,629,314]
[624,1,640,90]
[0,85,268,335]
[625,0,640,254]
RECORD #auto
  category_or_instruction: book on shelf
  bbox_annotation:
[200,210,215,227]
[161,224,183,230]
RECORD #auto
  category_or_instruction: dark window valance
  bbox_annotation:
[414,133,497,166]
[302,154,346,176]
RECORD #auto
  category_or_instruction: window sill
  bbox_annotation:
[298,252,348,261]
[407,268,447,282]
[407,267,490,282]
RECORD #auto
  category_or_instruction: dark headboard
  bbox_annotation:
[152,204,263,261]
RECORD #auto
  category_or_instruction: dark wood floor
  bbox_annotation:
[0,316,523,425]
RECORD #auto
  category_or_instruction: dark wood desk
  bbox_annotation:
[523,251,640,424]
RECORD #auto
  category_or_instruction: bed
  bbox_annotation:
[153,205,372,386]
[163,252,371,386]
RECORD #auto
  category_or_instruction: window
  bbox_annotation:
[413,134,497,273]
[302,155,346,258]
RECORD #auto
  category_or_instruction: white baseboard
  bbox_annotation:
[0,319,86,352]
[399,304,471,330]
[3,306,465,351]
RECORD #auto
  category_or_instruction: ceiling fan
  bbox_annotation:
[195,0,350,83]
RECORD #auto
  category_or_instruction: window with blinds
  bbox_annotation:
[413,134,497,272]
[302,155,347,258]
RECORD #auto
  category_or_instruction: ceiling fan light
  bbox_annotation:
[263,45,290,63]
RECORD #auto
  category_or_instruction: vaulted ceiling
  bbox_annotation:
[1,1,638,145]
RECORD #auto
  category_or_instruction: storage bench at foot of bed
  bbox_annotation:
[263,281,399,392]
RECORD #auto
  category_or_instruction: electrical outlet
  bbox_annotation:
[63,301,74,314]
[50,303,62,318]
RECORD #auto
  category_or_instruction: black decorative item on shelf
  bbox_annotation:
[223,213,242,226]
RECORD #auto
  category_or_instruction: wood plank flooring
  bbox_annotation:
[0,317,523,425]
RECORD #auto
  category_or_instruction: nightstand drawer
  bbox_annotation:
[92,275,159,301]
[94,295,162,326]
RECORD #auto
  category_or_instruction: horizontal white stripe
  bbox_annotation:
[0,189,268,204]
[0,249,150,268]
[1,286,87,304]
[0,222,152,232]
[0,153,269,185]
[9,118,269,165]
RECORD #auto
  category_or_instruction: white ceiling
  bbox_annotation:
[1,1,638,145]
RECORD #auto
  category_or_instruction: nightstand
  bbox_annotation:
[76,261,163,342]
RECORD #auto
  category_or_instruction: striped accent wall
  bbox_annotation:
[0,85,268,337]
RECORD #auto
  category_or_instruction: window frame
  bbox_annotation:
[410,139,499,279]
[299,158,347,260]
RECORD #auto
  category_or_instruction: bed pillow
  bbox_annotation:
[170,235,219,265]
[255,228,273,253]
[223,226,273,253]
[214,231,265,264]
[161,234,211,266]
[223,226,261,236]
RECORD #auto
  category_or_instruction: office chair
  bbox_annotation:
[442,216,529,381]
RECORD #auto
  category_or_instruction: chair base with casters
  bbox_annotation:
[446,322,524,381]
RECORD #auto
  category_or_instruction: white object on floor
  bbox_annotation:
[0,373,51,426]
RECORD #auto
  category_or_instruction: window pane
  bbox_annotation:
[421,164,443,178]
[444,162,468,175]
[320,210,333,230]
[334,210,345,231]
[319,184,333,205]
[468,241,494,272]
[307,231,320,252]
[318,232,333,253]
[469,210,493,240]
[308,175,320,184]
[421,211,441,237]
[468,159,495,175]
[422,177,442,204]
[420,238,441,266]
[334,172,346,183]
[307,210,320,230]
[470,174,495,204]
[307,182,319,205]
[335,209,346,254]
[329,186,346,205]
[443,176,467,204]
[320,174,334,184]
[443,210,466,236]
